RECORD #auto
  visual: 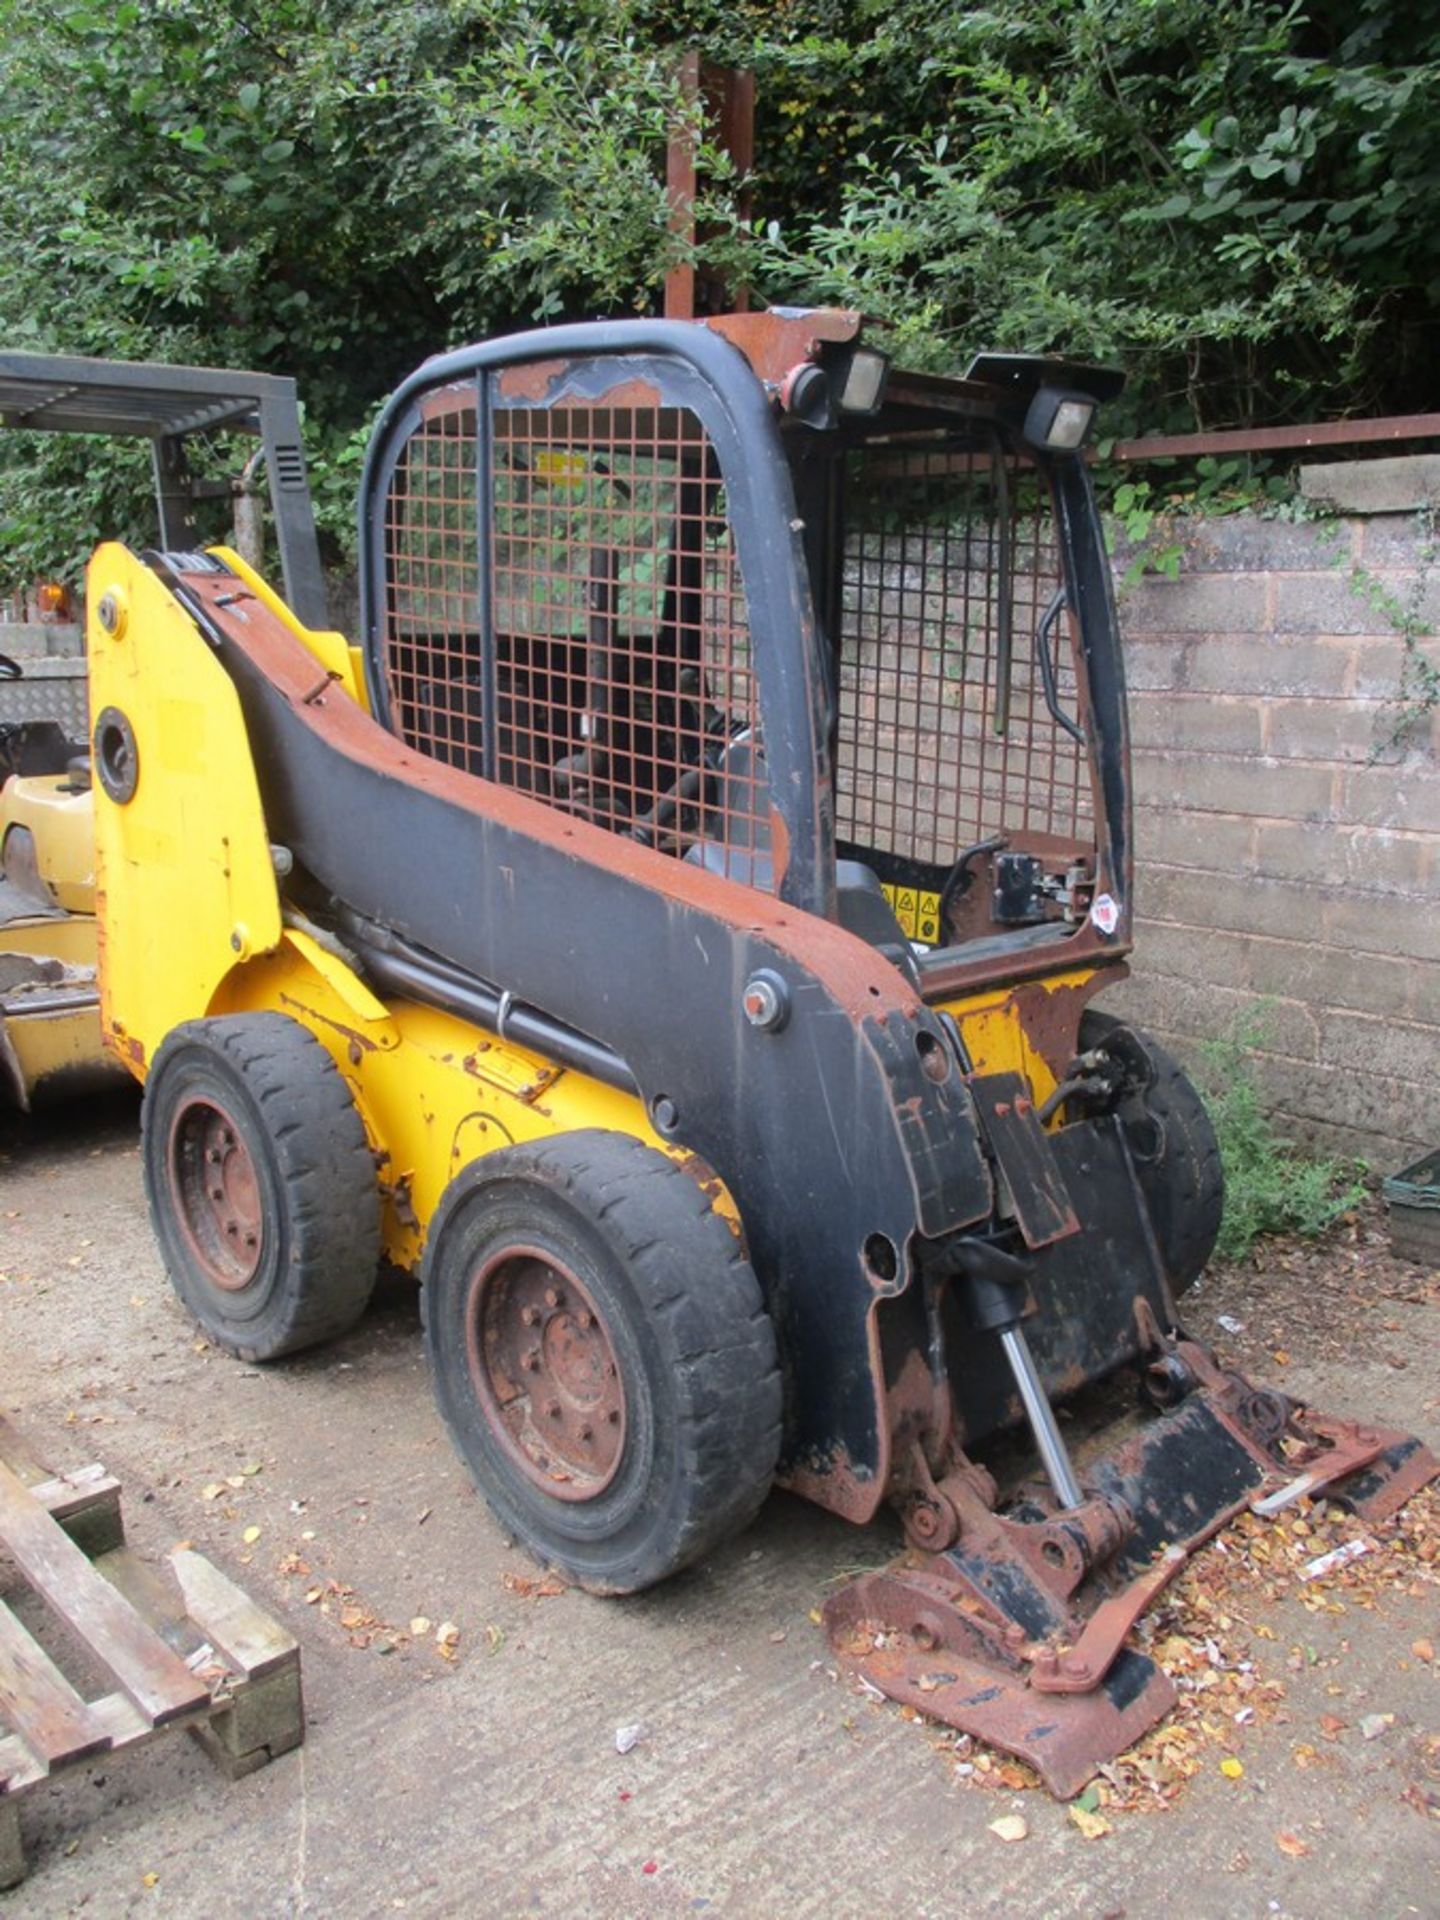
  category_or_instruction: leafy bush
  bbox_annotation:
[1197,1013,1367,1260]
[2,0,1438,586]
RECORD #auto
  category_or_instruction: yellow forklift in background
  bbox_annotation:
[0,351,325,1106]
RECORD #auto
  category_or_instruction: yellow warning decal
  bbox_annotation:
[882,884,942,945]
[534,448,588,490]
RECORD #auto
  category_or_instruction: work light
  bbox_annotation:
[1023,388,1096,452]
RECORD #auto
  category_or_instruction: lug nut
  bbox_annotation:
[544,1286,563,1309]
[521,1349,541,1373]
[576,1310,595,1330]
[520,1305,541,1327]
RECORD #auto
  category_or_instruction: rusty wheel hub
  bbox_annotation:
[168,1097,264,1292]
[466,1250,625,1500]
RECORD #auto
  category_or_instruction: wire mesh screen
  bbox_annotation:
[377,376,767,881]
[836,441,1091,873]
[380,389,483,770]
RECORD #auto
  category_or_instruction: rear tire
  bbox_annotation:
[423,1130,781,1594]
[142,1013,380,1360]
[1080,1009,1224,1296]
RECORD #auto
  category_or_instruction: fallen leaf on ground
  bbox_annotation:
[1068,1805,1112,1839]
[1276,1831,1309,1858]
[1220,1757,1245,1780]
[988,1815,1028,1843]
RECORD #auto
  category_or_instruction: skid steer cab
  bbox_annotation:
[89,310,1435,1796]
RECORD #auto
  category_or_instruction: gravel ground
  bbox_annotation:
[0,1091,1436,1919]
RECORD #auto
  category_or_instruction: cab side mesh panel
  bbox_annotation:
[377,382,766,879]
[836,443,1091,868]
[381,393,482,769]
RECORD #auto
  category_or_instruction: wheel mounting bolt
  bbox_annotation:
[576,1310,595,1330]
[206,1149,221,1165]
[544,1286,563,1310]
[521,1349,541,1373]
[520,1305,542,1327]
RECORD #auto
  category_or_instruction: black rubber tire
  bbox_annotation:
[142,1013,380,1360]
[1080,1009,1225,1296]
[423,1130,782,1594]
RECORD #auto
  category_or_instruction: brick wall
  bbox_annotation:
[1102,513,1439,1171]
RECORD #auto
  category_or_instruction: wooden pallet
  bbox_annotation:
[0,1414,304,1888]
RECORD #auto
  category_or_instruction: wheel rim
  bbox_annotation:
[464,1248,626,1501]
[167,1096,264,1292]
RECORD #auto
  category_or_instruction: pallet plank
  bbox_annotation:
[0,1462,207,1727]
[169,1549,297,1683]
[0,1597,110,1766]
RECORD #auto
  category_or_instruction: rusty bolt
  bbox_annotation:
[206,1148,221,1165]
[576,1309,595,1331]
[741,970,790,1032]
[520,1304,541,1327]
[544,1285,563,1310]
[521,1349,541,1374]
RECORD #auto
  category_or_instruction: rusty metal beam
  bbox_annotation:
[664,49,702,322]
[664,53,754,322]
[1110,413,1440,462]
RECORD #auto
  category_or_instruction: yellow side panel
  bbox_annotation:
[86,544,282,1076]
[210,942,668,1271]
[938,968,1103,1120]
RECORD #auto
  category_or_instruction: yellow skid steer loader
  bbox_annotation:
[72,312,1436,1795]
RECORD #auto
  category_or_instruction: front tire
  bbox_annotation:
[423,1131,781,1594]
[142,1013,380,1360]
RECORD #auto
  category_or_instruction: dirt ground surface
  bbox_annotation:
[0,1092,1436,1919]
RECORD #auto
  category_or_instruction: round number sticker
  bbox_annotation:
[1090,892,1120,936]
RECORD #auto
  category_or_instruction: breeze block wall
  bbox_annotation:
[1101,512,1440,1173]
